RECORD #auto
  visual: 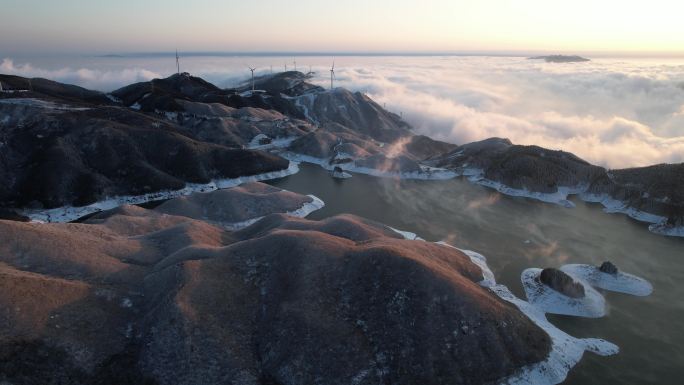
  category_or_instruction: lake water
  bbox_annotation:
[268,162,684,385]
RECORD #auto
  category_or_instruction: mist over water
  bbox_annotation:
[269,163,684,385]
[3,54,683,168]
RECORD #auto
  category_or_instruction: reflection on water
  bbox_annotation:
[268,163,684,385]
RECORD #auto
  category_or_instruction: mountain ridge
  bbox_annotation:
[1,72,682,235]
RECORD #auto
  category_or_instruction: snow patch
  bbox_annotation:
[105,94,122,103]
[294,93,320,126]
[436,242,497,287]
[0,98,90,111]
[387,226,424,241]
[495,283,618,385]
[0,89,29,94]
[247,134,298,150]
[431,240,619,385]
[648,223,684,237]
[469,173,582,208]
[162,111,178,121]
[521,268,606,318]
[560,264,653,297]
[580,192,667,224]
[331,169,352,179]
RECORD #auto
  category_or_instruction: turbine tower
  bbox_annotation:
[249,67,256,92]
[175,49,180,75]
[329,60,336,90]
[293,58,297,71]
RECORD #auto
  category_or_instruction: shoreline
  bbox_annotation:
[455,168,683,238]
[390,229,620,385]
[20,162,301,223]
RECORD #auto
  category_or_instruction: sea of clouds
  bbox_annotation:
[2,55,683,168]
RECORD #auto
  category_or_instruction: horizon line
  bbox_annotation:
[6,49,684,59]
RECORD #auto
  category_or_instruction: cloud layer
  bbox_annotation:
[328,57,684,168]
[2,55,683,168]
[0,58,161,91]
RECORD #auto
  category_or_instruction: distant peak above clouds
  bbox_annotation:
[528,55,590,63]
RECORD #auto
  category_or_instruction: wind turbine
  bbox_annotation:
[175,49,180,75]
[329,60,336,90]
[293,58,297,71]
[248,67,256,92]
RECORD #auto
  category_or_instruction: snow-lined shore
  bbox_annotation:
[246,134,298,150]
[221,194,324,230]
[22,162,301,223]
[0,98,90,111]
[280,155,682,237]
[560,264,653,297]
[492,282,618,385]
[580,192,684,237]
[388,230,620,385]
[455,168,684,238]
[471,176,583,208]
[281,152,458,180]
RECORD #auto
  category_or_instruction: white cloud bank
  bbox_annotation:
[329,57,684,169]
[0,58,161,91]
[2,55,683,168]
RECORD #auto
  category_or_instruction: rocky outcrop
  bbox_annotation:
[599,261,619,275]
[539,268,586,298]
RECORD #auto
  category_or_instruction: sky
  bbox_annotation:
[1,1,683,169]
[1,0,683,55]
